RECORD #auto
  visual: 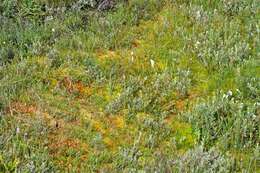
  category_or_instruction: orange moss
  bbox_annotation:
[175,100,185,112]
[74,81,93,97]
[131,39,142,48]
[59,76,74,93]
[103,137,115,148]
[48,135,88,157]
[8,102,37,115]
[112,116,125,129]
[92,120,107,134]
[57,77,93,97]
[96,49,119,61]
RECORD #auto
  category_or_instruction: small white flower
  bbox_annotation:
[16,127,20,134]
[196,10,201,19]
[24,133,28,138]
[150,59,155,68]
[3,41,6,45]
[45,16,53,22]
[52,28,55,32]
[227,90,232,96]
[131,51,134,62]
[195,41,200,48]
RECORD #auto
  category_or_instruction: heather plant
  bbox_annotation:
[174,68,192,98]
[84,57,106,84]
[221,0,250,16]
[238,76,260,101]
[114,146,237,172]
[0,0,43,19]
[187,92,260,149]
[0,116,54,172]
[181,0,259,72]
[193,22,252,70]
[174,146,236,173]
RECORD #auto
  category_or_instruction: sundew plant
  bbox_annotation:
[0,0,259,172]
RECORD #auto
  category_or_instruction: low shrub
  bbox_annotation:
[174,146,236,173]
[186,91,260,149]
[0,116,55,172]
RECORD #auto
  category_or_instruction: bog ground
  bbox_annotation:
[0,0,259,172]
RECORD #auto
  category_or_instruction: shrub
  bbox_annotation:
[0,0,43,19]
[119,146,236,173]
[174,68,192,98]
[238,76,260,101]
[186,92,260,149]
[193,23,252,70]
[0,116,55,172]
[174,146,236,173]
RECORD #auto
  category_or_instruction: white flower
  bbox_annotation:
[227,90,232,96]
[45,16,53,22]
[150,59,155,68]
[195,41,200,48]
[24,133,28,138]
[131,57,134,62]
[52,28,55,32]
[196,10,201,19]
[131,51,134,62]
[16,127,20,134]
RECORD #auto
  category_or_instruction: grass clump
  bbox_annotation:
[105,71,175,116]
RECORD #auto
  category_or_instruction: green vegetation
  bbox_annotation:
[0,0,259,172]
